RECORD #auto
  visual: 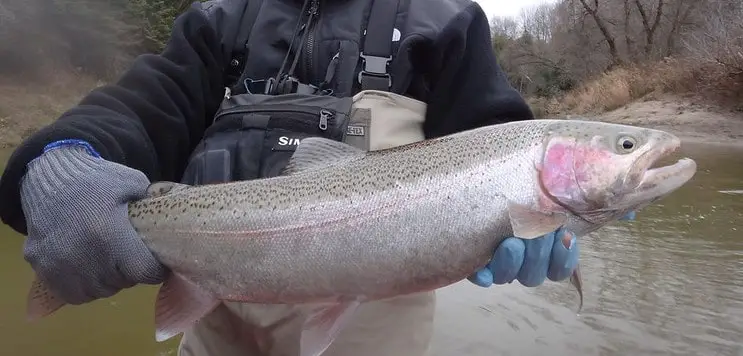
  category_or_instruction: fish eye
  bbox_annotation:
[617,136,637,152]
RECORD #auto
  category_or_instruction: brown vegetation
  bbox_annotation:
[530,58,743,117]
[492,0,743,120]
[0,71,101,148]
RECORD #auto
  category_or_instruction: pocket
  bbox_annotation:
[351,90,427,151]
[182,96,353,185]
[213,104,341,138]
[228,105,344,179]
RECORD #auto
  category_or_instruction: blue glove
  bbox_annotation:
[469,212,636,287]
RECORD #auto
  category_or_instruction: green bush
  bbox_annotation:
[129,0,204,53]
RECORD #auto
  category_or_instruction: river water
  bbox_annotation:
[0,142,741,356]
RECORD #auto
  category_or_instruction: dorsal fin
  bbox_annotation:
[281,137,366,176]
[146,182,192,198]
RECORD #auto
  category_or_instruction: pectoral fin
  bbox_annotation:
[507,201,568,239]
[299,300,361,356]
[570,264,584,315]
[154,273,220,342]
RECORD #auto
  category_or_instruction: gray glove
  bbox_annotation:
[20,141,167,305]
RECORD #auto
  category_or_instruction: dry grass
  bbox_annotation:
[0,67,102,148]
[531,57,743,118]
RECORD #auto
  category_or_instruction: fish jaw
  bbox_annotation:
[617,157,697,210]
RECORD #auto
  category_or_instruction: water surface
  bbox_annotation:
[0,142,741,355]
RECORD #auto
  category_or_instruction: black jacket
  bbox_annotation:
[0,0,534,235]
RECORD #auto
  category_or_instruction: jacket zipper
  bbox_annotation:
[304,0,320,82]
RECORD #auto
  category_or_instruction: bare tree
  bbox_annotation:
[485,0,743,99]
[574,0,623,67]
[683,0,743,73]
[624,0,635,60]
[490,15,520,39]
[662,0,697,56]
[633,0,664,58]
[519,4,556,43]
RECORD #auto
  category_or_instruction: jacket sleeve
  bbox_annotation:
[0,2,228,235]
[421,2,534,138]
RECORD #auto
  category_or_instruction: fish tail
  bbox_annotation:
[26,274,67,321]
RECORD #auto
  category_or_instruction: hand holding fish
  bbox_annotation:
[20,141,167,305]
[468,211,636,288]
[467,227,579,287]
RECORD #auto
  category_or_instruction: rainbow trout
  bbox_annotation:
[26,119,697,356]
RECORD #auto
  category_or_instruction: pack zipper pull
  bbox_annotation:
[322,52,341,86]
[319,109,333,131]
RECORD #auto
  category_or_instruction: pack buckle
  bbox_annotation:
[358,53,392,89]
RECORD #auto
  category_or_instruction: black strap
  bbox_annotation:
[224,0,265,89]
[358,0,400,91]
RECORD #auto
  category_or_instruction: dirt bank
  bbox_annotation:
[0,73,102,149]
[568,95,743,147]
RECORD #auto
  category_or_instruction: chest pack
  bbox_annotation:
[180,0,412,185]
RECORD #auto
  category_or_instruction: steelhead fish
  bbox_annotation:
[25,119,697,356]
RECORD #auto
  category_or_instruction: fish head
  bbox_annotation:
[537,121,697,232]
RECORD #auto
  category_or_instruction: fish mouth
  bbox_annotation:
[622,136,697,204]
[634,157,697,198]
